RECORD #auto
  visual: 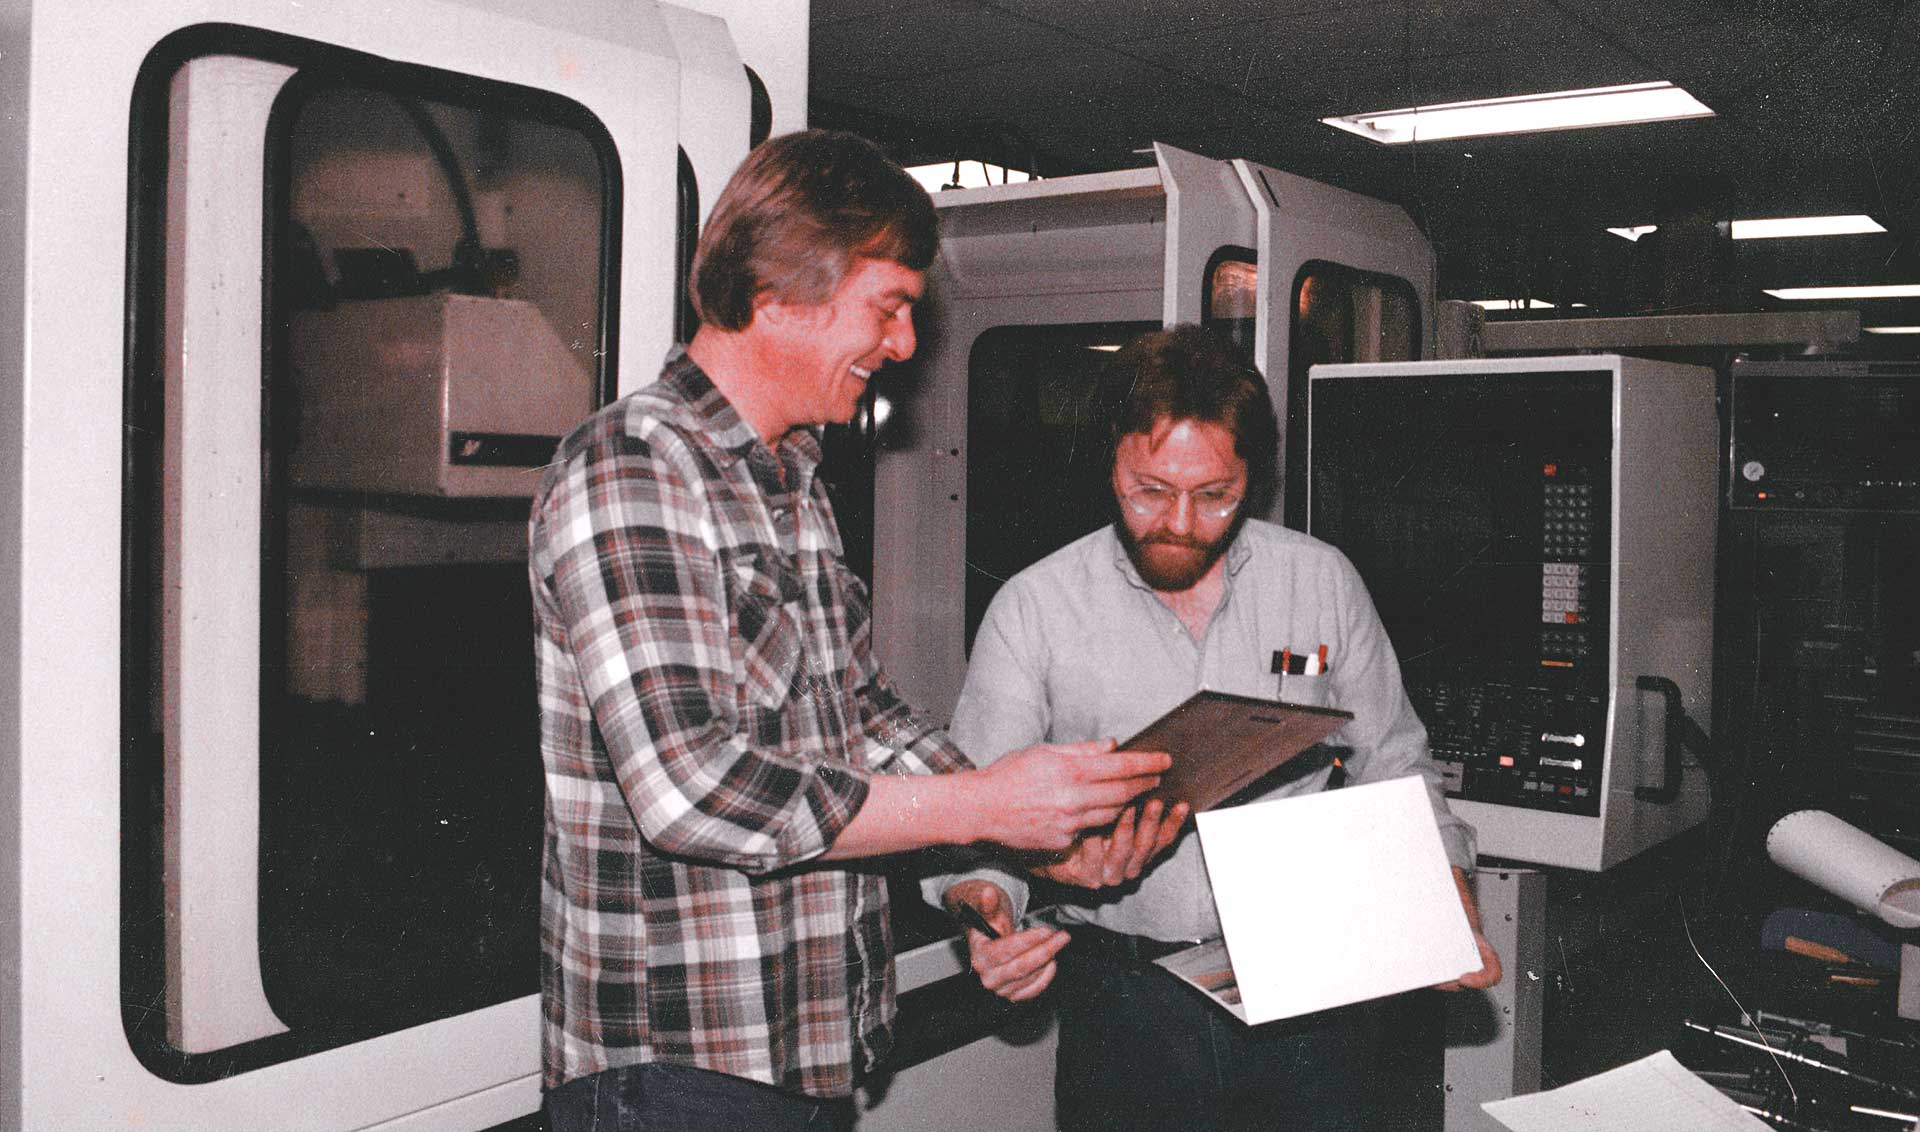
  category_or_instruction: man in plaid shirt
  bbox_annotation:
[530,130,1175,1131]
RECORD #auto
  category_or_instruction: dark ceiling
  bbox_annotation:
[811,0,1920,328]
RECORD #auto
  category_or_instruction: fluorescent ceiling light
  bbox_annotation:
[1085,344,1122,352]
[1613,216,1886,241]
[1864,326,1920,335]
[1321,82,1713,145]
[904,160,1032,193]
[1471,299,1556,310]
[1764,284,1920,300]
[1731,214,1885,240]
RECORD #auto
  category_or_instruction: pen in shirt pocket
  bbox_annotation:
[1270,644,1332,697]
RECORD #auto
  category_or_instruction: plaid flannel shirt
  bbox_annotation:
[529,352,970,1097]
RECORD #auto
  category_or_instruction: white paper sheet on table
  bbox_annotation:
[1192,774,1480,1025]
[1481,1050,1771,1132]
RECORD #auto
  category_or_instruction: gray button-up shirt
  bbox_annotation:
[928,519,1475,943]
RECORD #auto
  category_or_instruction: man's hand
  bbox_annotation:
[1033,798,1191,888]
[1432,866,1503,991]
[945,879,1069,1003]
[971,739,1170,852]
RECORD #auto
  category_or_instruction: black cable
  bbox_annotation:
[394,96,482,266]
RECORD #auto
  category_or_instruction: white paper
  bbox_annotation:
[1193,774,1480,1025]
[1766,810,1920,929]
[1482,1050,1770,1132]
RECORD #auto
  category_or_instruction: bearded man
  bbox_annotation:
[929,324,1501,1132]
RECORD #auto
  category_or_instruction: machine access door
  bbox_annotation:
[1232,160,1434,526]
[4,3,784,1130]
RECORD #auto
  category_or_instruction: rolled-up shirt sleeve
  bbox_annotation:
[535,427,869,873]
[853,671,973,777]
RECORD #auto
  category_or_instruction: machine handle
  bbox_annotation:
[1634,675,1710,804]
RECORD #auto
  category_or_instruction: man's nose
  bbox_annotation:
[883,309,916,362]
[1163,492,1197,534]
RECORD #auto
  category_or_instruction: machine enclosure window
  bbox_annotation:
[122,24,617,1079]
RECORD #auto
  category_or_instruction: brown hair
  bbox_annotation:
[689,129,937,331]
[1094,325,1278,506]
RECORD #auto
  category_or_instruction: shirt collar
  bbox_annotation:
[659,347,824,497]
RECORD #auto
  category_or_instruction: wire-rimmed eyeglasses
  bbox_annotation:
[1119,482,1244,521]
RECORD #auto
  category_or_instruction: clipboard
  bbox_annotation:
[1119,690,1352,812]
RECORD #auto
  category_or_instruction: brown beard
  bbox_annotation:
[1117,521,1235,592]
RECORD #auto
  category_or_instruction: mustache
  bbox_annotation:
[1140,533,1209,551]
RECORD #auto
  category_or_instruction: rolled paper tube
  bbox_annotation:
[1766,810,1920,930]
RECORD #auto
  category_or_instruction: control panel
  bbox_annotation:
[1308,355,1716,871]
[1417,461,1610,816]
[1730,359,1920,513]
[1306,367,1616,817]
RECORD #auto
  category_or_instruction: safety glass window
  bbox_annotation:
[122,26,618,1078]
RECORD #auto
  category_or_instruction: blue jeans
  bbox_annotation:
[544,1063,855,1132]
[1052,934,1380,1132]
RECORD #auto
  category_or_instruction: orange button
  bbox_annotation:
[1498,756,1516,768]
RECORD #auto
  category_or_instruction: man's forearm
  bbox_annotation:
[823,741,1171,860]
[821,772,980,858]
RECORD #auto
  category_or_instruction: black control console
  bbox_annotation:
[1730,359,1920,513]
[1309,370,1614,816]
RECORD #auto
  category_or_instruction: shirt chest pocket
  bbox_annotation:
[1280,670,1334,709]
[727,554,806,712]
[1248,641,1337,709]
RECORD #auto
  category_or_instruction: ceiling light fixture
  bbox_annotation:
[1764,284,1920,300]
[1864,326,1920,335]
[1321,81,1714,145]
[1732,215,1885,240]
